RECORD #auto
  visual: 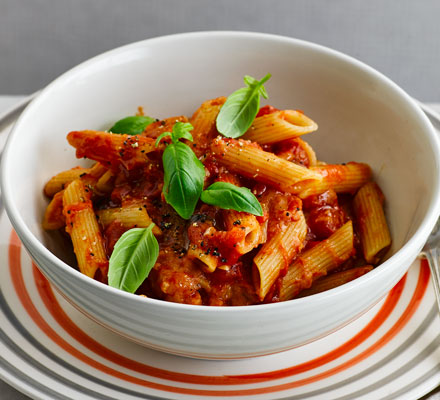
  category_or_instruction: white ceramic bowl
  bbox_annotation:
[2,32,440,359]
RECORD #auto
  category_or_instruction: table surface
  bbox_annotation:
[1,96,440,400]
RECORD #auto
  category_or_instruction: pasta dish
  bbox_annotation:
[42,75,391,306]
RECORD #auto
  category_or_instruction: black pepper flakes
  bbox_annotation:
[233,220,241,225]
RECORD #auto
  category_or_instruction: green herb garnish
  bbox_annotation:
[216,74,271,138]
[109,116,155,135]
[108,225,159,293]
[201,182,263,216]
[155,122,205,219]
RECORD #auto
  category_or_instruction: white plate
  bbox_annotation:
[1,105,440,400]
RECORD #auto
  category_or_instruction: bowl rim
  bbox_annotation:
[2,30,440,313]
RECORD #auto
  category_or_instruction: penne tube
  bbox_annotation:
[42,190,65,230]
[95,170,116,194]
[243,110,318,144]
[274,138,318,167]
[211,137,322,193]
[279,221,354,301]
[296,162,371,198]
[142,115,189,139]
[189,97,226,156]
[218,171,263,255]
[223,210,263,255]
[44,162,108,197]
[67,130,156,170]
[96,202,161,235]
[44,166,89,197]
[296,265,373,297]
[297,138,318,167]
[187,245,219,273]
[353,182,391,264]
[63,179,108,278]
[253,211,307,300]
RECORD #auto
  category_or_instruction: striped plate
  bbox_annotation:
[1,213,440,400]
[1,102,440,399]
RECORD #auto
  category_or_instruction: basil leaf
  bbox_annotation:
[109,116,155,135]
[155,122,194,147]
[201,182,263,216]
[155,131,171,147]
[162,141,205,219]
[108,225,159,293]
[216,73,271,138]
[171,122,194,143]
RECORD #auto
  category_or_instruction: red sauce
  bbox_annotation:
[58,104,378,306]
[256,105,279,117]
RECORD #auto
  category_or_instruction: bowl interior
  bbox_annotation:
[3,32,438,275]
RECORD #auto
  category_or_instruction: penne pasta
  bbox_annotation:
[187,245,219,273]
[243,110,318,144]
[63,179,108,279]
[296,162,371,198]
[300,139,318,167]
[279,221,354,301]
[189,97,226,157]
[96,202,161,235]
[43,87,391,305]
[296,265,373,297]
[353,182,391,264]
[223,210,263,255]
[274,137,318,167]
[67,130,156,170]
[211,137,322,193]
[253,211,307,300]
[95,170,116,195]
[217,171,264,255]
[44,166,89,197]
[42,190,65,230]
[142,115,189,139]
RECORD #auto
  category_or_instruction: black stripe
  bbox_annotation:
[0,287,167,400]
[277,305,437,400]
[0,354,67,400]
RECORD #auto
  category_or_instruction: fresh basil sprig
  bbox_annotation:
[216,74,271,138]
[109,115,155,135]
[155,122,205,219]
[201,182,263,216]
[108,225,159,293]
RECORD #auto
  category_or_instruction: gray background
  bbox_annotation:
[1,1,440,399]
[1,0,440,100]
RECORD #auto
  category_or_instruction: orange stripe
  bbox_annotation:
[33,261,406,384]
[8,230,427,396]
